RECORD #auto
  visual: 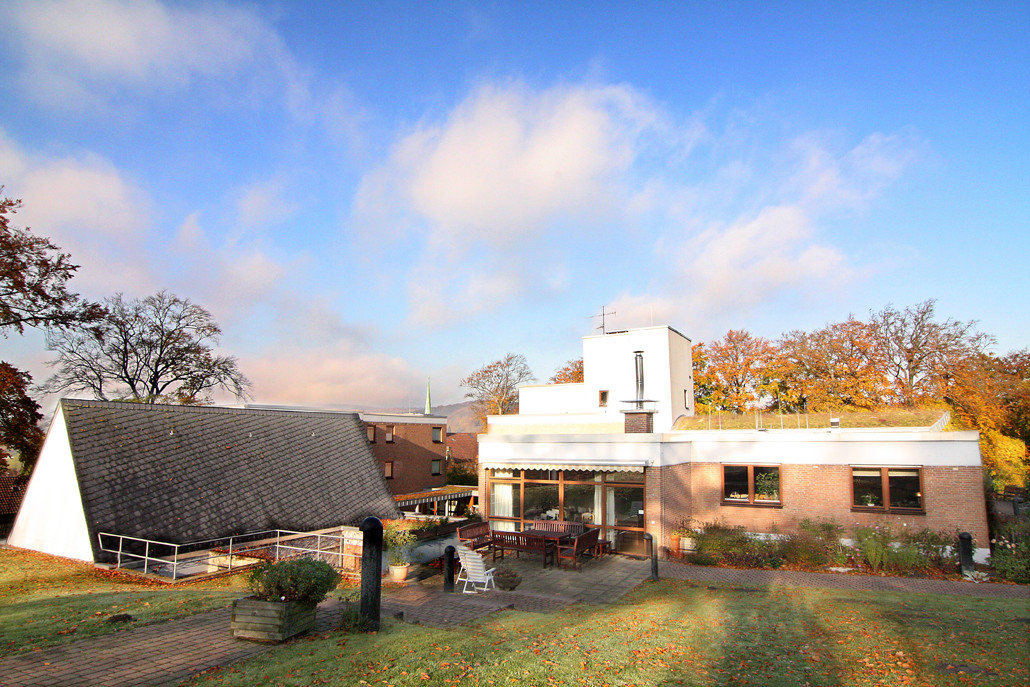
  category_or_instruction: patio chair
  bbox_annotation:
[455,545,496,594]
[558,528,599,570]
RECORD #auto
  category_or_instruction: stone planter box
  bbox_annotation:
[231,597,316,642]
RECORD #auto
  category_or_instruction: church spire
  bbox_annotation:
[424,377,432,415]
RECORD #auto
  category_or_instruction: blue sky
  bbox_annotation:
[2,1,1027,411]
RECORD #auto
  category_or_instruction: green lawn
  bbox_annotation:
[184,580,1029,687]
[0,547,249,655]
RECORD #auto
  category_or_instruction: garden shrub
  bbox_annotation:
[248,558,340,606]
[778,531,831,567]
[989,518,1030,583]
[685,552,718,566]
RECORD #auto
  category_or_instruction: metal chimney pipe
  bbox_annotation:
[634,351,644,406]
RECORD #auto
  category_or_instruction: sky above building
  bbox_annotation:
[2,1,1028,412]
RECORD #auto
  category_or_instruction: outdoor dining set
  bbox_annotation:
[456,519,612,571]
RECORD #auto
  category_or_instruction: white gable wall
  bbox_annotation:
[8,407,94,562]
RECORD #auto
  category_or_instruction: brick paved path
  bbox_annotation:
[1,556,1024,686]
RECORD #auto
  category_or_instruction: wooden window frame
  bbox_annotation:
[432,426,443,443]
[385,426,395,443]
[720,464,782,507]
[384,461,394,479]
[431,459,442,476]
[850,467,925,514]
[366,424,376,443]
[599,390,609,407]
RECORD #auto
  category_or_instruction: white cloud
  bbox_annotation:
[0,131,155,296]
[6,0,267,105]
[3,0,368,146]
[233,178,299,230]
[354,80,669,326]
[242,344,422,408]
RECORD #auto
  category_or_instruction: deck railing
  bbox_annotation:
[96,527,363,581]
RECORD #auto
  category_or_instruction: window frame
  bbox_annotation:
[384,461,394,480]
[850,466,925,514]
[385,426,394,443]
[720,464,782,507]
[366,424,376,443]
[432,426,443,443]
[431,459,442,476]
[599,390,609,407]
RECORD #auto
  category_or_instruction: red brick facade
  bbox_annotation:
[366,420,448,496]
[647,462,990,551]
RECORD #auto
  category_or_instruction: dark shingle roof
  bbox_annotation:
[60,399,399,560]
[0,474,27,515]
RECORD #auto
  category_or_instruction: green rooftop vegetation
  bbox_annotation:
[674,407,948,431]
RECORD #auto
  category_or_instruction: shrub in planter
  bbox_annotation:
[248,558,341,605]
[233,558,340,642]
[384,524,417,567]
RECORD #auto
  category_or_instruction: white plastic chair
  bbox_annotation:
[455,545,496,594]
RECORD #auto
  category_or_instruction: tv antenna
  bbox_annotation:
[589,305,616,333]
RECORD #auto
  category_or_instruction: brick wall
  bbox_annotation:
[624,412,654,433]
[366,422,448,496]
[656,463,988,546]
[647,463,693,550]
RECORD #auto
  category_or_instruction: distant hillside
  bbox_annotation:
[436,401,483,434]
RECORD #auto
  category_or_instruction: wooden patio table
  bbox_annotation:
[521,529,574,567]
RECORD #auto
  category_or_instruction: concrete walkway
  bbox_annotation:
[1,557,1025,686]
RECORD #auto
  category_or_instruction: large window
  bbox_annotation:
[722,465,780,505]
[484,469,646,554]
[852,467,923,512]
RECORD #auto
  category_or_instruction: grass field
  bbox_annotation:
[185,579,1029,687]
[0,547,249,656]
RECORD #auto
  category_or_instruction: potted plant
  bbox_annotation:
[493,566,521,591]
[231,558,340,642]
[384,524,417,582]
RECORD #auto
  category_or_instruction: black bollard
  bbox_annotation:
[643,533,659,581]
[359,516,384,631]
[958,531,974,576]
[443,545,456,593]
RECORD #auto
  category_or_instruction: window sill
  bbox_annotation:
[851,507,925,515]
[720,501,783,509]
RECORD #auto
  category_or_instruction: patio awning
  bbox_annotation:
[394,487,476,508]
[480,463,644,473]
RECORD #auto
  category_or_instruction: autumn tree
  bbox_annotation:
[1,191,100,475]
[0,193,103,335]
[550,358,584,384]
[706,330,775,412]
[691,342,716,409]
[775,318,886,412]
[44,291,251,404]
[460,353,534,422]
[0,363,45,474]
[870,299,993,406]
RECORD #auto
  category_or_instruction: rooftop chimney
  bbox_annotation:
[622,350,656,433]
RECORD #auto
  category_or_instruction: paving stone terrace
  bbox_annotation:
[2,557,1025,687]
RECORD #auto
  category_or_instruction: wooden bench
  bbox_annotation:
[457,521,492,550]
[491,531,555,568]
[1001,485,1027,500]
[527,519,585,537]
[558,528,600,570]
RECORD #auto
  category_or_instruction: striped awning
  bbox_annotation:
[480,463,644,473]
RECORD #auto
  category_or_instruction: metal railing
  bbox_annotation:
[96,527,363,581]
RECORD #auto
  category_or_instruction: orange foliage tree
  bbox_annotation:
[550,358,584,384]
[706,330,775,412]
